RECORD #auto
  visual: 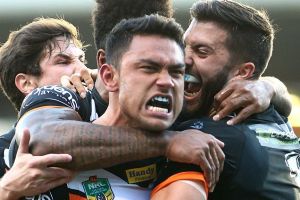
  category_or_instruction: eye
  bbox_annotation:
[196,47,209,57]
[170,68,185,78]
[56,59,70,65]
[141,65,158,73]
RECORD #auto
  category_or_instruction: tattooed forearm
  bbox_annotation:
[18,108,170,170]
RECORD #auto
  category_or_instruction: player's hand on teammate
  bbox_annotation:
[166,129,225,192]
[0,129,74,199]
[61,67,97,98]
[212,79,273,125]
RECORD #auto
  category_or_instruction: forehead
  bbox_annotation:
[122,35,184,65]
[44,36,84,57]
[184,19,229,48]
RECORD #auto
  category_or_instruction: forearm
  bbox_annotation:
[261,76,292,116]
[15,108,174,170]
[30,120,171,170]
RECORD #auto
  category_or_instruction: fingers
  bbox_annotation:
[214,87,233,109]
[80,68,94,90]
[17,128,31,155]
[215,138,224,148]
[34,154,72,167]
[227,105,256,125]
[60,68,96,99]
[89,69,98,82]
[213,96,243,121]
[69,74,87,98]
[215,144,225,173]
[206,138,224,192]
[198,152,213,191]
[60,75,75,91]
[205,148,215,191]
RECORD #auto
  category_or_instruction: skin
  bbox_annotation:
[95,35,185,130]
[0,129,73,200]
[19,39,224,189]
[153,19,266,199]
[0,36,92,200]
[15,36,89,96]
[183,20,234,116]
[35,37,87,86]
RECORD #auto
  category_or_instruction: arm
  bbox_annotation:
[151,180,207,200]
[261,76,292,116]
[0,129,73,200]
[15,107,224,188]
[212,76,292,125]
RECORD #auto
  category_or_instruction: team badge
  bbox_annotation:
[82,176,114,200]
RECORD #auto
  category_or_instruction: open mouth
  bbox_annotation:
[184,74,202,97]
[146,95,171,114]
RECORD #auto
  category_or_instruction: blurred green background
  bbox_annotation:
[0,0,299,133]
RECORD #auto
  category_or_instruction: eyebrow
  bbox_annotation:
[138,59,185,69]
[53,52,85,61]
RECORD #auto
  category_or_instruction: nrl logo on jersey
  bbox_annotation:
[82,176,115,200]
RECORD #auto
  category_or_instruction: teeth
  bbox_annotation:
[147,105,168,113]
[153,96,169,103]
[184,91,200,96]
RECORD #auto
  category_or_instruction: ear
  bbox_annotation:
[231,62,255,80]
[96,49,106,69]
[99,64,119,92]
[15,73,38,95]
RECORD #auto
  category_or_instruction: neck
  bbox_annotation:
[93,93,127,127]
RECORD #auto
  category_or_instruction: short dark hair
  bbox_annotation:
[0,17,83,110]
[105,14,184,68]
[92,0,173,50]
[191,0,275,78]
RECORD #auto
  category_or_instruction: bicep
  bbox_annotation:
[151,180,207,200]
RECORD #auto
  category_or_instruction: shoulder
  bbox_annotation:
[19,85,88,119]
[21,85,81,111]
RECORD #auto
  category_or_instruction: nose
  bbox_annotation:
[156,70,174,89]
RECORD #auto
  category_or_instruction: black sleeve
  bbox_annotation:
[0,128,15,177]
[19,85,89,120]
[154,117,268,198]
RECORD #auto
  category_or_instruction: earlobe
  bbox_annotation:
[15,73,38,95]
[99,64,119,92]
[96,49,106,69]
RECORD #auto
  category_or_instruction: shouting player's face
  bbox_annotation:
[117,35,185,131]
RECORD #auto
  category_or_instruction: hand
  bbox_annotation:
[0,129,74,199]
[61,68,97,98]
[166,129,225,192]
[212,79,273,125]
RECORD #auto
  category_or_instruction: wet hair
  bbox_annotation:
[191,0,275,78]
[92,0,173,50]
[0,17,83,110]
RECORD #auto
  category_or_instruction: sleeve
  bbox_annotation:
[19,85,85,119]
[151,160,208,197]
[0,128,15,177]
[151,170,208,198]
